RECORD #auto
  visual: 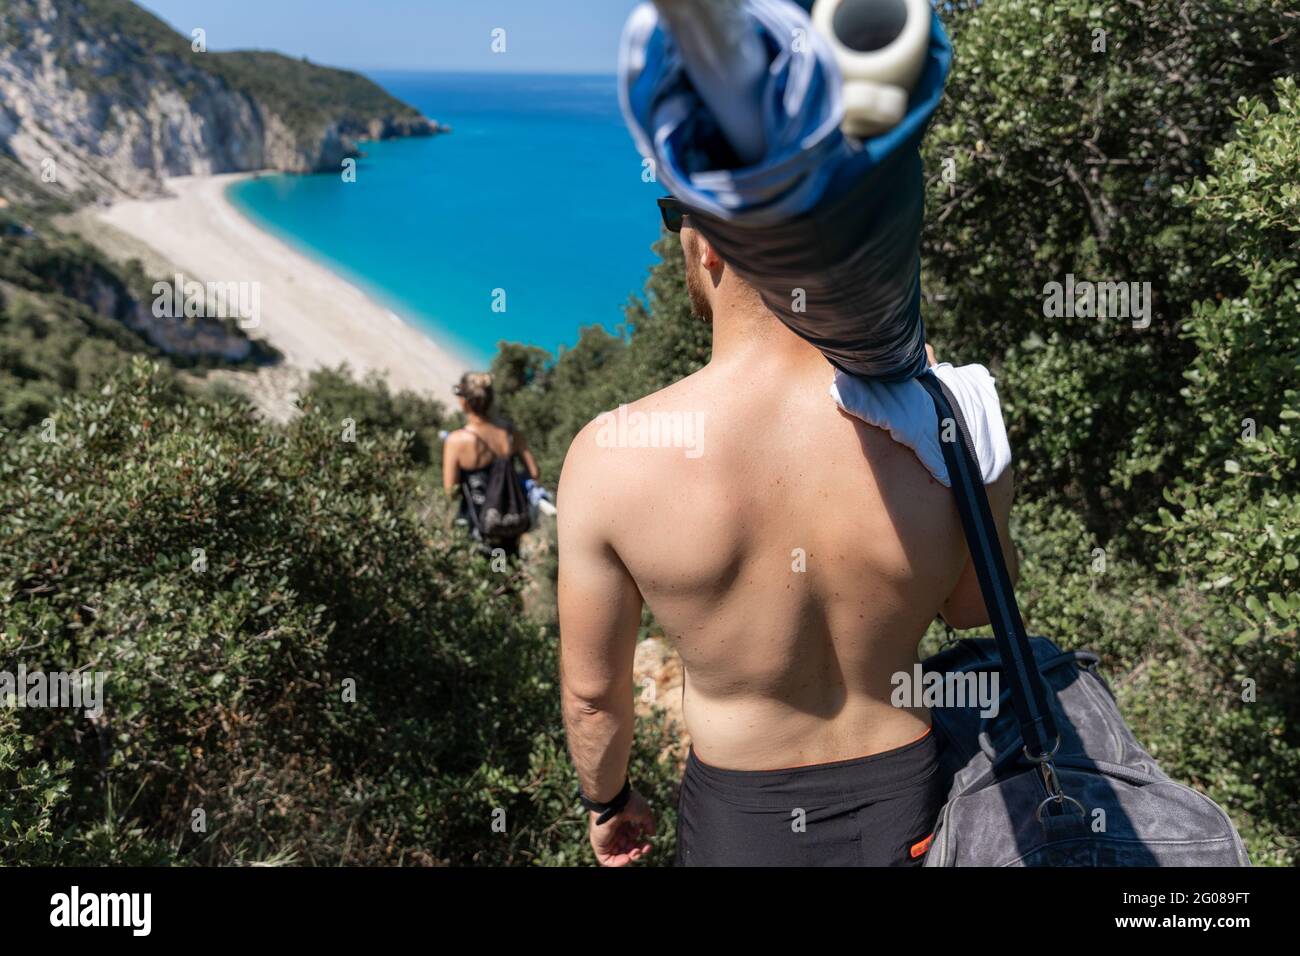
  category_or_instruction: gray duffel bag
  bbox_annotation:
[916,372,1249,867]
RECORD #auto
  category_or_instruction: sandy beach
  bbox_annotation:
[89,173,470,408]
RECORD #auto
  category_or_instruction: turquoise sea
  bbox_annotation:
[226,71,665,366]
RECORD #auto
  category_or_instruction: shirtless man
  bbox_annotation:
[556,208,1016,867]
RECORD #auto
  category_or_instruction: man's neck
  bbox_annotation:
[709,296,829,376]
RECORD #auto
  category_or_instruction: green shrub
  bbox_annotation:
[909,0,1299,865]
[922,0,1298,549]
[0,225,273,431]
[0,709,69,864]
[0,359,677,864]
[1156,78,1300,645]
[301,364,451,469]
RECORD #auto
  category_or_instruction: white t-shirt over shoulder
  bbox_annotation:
[828,363,1012,488]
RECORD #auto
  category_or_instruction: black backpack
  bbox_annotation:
[463,428,531,542]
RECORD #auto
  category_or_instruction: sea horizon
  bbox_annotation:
[225,70,666,369]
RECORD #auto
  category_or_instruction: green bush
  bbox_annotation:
[922,0,1297,549]
[0,359,677,864]
[301,364,452,470]
[906,0,1299,866]
[0,709,69,863]
[1156,78,1300,645]
[1006,498,1299,865]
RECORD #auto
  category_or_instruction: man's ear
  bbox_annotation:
[698,234,724,273]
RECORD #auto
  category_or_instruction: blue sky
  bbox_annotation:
[136,0,643,74]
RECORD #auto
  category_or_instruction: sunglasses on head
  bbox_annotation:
[657,196,686,233]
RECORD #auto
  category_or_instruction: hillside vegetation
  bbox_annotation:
[72,0,427,136]
[0,0,442,200]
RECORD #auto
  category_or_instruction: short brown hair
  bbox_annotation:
[454,372,494,416]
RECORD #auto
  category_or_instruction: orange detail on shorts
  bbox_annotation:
[910,832,934,859]
[901,725,933,747]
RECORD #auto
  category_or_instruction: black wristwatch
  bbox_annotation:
[578,778,631,825]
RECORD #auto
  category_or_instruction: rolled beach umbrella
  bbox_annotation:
[620,0,952,382]
[813,0,935,137]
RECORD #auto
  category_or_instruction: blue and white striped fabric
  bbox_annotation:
[619,0,953,381]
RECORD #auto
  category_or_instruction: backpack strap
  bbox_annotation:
[464,425,518,460]
[462,427,500,464]
[915,370,1060,762]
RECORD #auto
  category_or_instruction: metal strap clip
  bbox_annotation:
[1024,736,1085,822]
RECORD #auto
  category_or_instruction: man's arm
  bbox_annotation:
[939,466,1018,630]
[557,424,655,865]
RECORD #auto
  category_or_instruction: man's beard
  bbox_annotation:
[683,234,713,323]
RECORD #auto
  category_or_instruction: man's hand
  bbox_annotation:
[589,789,656,866]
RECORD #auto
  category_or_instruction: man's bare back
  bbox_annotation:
[558,224,1014,866]
[561,319,969,770]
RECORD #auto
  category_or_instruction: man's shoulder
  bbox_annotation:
[562,374,711,500]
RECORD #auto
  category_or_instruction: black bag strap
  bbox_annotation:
[915,370,1060,761]
[463,424,519,463]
